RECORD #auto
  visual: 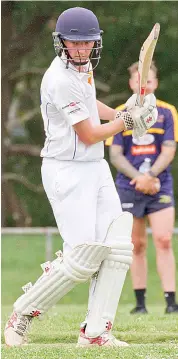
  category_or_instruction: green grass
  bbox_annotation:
[1,234,178,359]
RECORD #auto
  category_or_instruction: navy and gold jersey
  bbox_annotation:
[106,100,178,190]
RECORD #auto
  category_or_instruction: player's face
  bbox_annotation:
[64,40,95,63]
[129,69,158,95]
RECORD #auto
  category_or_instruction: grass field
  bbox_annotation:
[1,234,178,359]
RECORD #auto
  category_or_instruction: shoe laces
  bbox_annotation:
[15,315,32,337]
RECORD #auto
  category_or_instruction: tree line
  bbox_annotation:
[2,1,178,226]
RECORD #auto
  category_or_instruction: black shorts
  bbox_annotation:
[117,187,175,218]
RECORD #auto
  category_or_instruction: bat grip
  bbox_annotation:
[137,93,143,107]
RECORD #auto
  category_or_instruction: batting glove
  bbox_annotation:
[124,93,158,138]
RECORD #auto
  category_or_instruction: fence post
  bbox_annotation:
[45,228,53,261]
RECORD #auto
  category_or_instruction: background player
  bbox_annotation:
[107,61,178,314]
[4,8,158,347]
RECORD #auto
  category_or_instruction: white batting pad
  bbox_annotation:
[85,212,133,338]
[14,242,110,317]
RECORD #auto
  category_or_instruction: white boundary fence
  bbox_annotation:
[2,227,57,261]
[2,227,178,261]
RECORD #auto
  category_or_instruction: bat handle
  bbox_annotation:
[137,93,143,107]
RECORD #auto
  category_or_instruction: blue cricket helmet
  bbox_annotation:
[52,7,103,70]
[55,7,102,41]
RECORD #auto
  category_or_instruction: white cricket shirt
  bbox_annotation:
[40,56,104,161]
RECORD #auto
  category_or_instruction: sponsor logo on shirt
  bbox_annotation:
[122,203,134,209]
[131,144,156,155]
[68,108,81,115]
[62,101,81,115]
[62,101,80,110]
[158,195,171,204]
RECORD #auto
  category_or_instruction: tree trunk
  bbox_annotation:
[1,1,14,225]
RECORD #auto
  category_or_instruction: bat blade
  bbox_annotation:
[138,23,160,106]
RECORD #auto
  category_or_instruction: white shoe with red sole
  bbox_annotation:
[4,311,32,346]
[77,326,129,347]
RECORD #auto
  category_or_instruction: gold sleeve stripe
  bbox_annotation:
[122,128,165,137]
[122,130,133,136]
[105,103,125,146]
[148,128,165,135]
[115,103,125,111]
[156,99,178,142]
[105,136,114,146]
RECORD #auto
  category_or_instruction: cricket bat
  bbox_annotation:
[138,23,160,106]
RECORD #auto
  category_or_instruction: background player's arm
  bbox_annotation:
[130,141,176,193]
[149,105,177,176]
[109,144,140,179]
[150,140,177,176]
[130,104,178,193]
[110,144,160,195]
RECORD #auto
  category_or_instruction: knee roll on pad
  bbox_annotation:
[14,243,111,316]
[105,211,133,245]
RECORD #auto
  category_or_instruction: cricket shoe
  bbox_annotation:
[130,306,148,314]
[165,304,178,314]
[4,311,32,346]
[77,325,129,347]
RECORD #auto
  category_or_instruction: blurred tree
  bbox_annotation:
[1,1,51,226]
[1,1,178,226]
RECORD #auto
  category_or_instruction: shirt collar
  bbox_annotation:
[55,56,92,80]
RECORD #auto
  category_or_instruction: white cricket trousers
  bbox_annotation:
[41,158,122,251]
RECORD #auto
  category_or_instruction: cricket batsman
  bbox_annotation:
[4,7,158,347]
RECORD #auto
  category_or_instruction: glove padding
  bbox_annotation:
[125,93,158,139]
